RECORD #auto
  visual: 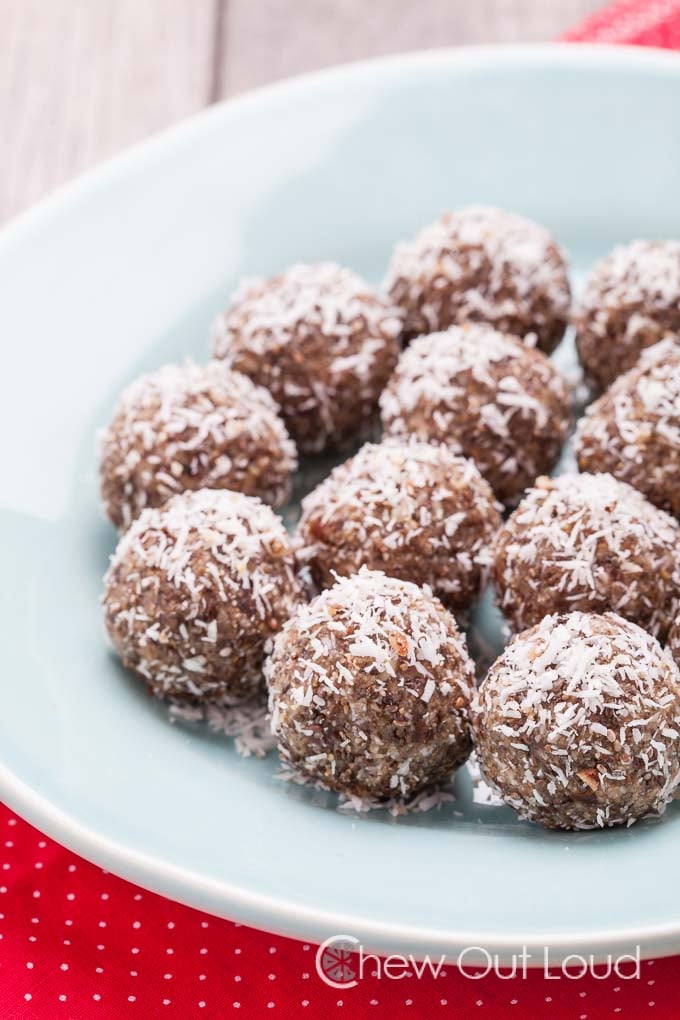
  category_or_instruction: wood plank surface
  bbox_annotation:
[0,0,603,223]
[0,0,217,221]
[219,0,603,96]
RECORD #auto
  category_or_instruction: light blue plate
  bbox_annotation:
[1,44,680,964]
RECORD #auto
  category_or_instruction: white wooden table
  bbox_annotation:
[0,0,602,223]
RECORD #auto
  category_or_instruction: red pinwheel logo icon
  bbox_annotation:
[316,935,360,988]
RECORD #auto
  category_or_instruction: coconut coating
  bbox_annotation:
[493,473,680,640]
[384,206,571,352]
[669,618,680,669]
[296,441,501,611]
[99,361,297,530]
[379,324,572,504]
[575,339,680,517]
[266,568,474,799]
[472,611,680,830]
[103,489,304,704]
[212,263,402,454]
[574,240,680,391]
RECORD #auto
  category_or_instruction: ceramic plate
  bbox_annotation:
[1,45,680,964]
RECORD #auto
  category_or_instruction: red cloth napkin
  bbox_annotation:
[561,0,680,45]
[6,3,680,1017]
[0,803,677,1017]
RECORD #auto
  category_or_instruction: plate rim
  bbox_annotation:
[2,41,680,247]
[7,761,680,964]
[3,41,680,963]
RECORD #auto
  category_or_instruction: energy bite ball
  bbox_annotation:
[267,568,474,799]
[493,473,680,640]
[575,338,680,517]
[574,240,680,391]
[472,611,680,830]
[103,489,304,704]
[296,440,501,611]
[212,263,402,454]
[384,205,571,352]
[99,360,297,530]
[380,324,572,504]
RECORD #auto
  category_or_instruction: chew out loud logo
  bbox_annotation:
[316,936,360,989]
[315,937,642,988]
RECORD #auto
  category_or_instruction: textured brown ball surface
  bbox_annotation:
[103,489,304,704]
[575,339,680,517]
[99,361,296,530]
[296,440,501,611]
[493,473,680,640]
[212,262,402,454]
[379,324,572,504]
[384,205,571,352]
[574,240,680,391]
[472,611,680,830]
[670,618,680,669]
[267,569,474,800]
